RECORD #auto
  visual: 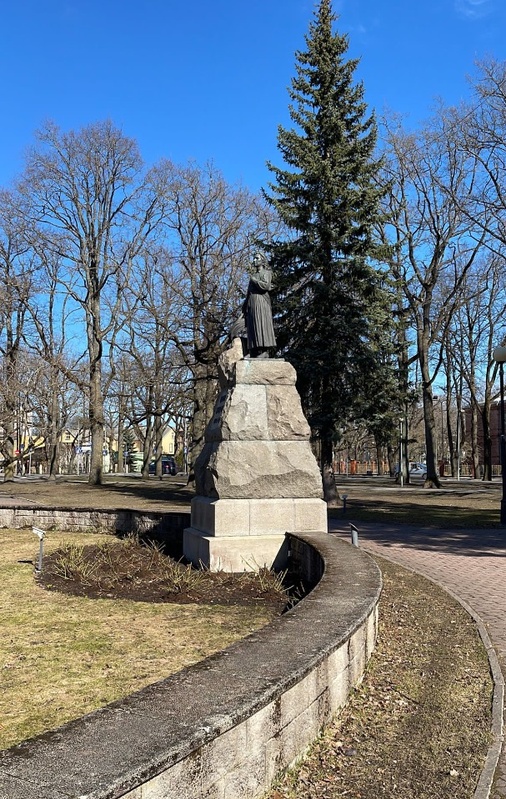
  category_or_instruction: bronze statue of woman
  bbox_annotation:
[243,251,276,358]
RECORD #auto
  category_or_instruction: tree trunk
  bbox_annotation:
[387,442,395,475]
[375,441,382,475]
[481,401,493,481]
[190,362,218,474]
[47,442,58,480]
[88,357,104,486]
[320,424,338,504]
[445,369,456,477]
[47,383,60,479]
[454,394,464,478]
[419,319,441,488]
[140,411,154,480]
[400,415,410,485]
[3,408,16,483]
[423,397,440,486]
[117,403,124,474]
[469,403,480,479]
[87,287,105,486]
[154,411,163,480]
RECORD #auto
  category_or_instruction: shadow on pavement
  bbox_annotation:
[329,520,506,557]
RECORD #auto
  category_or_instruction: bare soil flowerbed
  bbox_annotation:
[38,537,290,611]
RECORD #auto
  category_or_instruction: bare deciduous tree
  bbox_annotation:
[18,120,167,484]
[156,160,278,467]
[0,191,39,481]
[445,256,506,479]
[114,248,189,479]
[380,117,488,486]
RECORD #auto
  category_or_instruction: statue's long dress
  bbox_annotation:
[244,268,276,351]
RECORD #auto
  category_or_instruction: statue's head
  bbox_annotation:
[252,251,269,268]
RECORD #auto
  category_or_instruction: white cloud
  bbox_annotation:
[455,0,494,19]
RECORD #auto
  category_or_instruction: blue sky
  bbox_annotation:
[1,0,506,193]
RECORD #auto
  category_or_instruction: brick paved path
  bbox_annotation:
[329,519,506,798]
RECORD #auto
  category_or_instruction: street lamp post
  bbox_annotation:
[399,417,404,487]
[456,405,461,481]
[493,346,506,525]
[435,395,446,476]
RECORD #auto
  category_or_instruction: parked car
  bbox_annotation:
[148,455,177,476]
[394,462,427,480]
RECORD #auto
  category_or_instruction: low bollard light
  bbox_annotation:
[350,523,359,547]
[33,526,46,573]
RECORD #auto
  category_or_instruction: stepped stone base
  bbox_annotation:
[184,496,327,571]
[189,496,328,537]
[183,529,289,572]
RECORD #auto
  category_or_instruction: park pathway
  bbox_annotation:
[329,518,506,799]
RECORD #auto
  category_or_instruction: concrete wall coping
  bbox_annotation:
[0,502,187,517]
[0,529,382,799]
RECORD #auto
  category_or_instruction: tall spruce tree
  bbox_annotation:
[266,0,390,476]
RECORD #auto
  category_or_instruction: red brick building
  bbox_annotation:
[464,401,504,467]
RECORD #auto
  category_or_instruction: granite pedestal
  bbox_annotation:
[184,344,327,571]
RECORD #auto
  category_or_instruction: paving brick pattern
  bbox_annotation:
[329,519,506,798]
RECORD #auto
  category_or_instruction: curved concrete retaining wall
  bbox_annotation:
[0,527,382,799]
[0,504,190,559]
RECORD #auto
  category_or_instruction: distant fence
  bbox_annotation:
[332,460,489,478]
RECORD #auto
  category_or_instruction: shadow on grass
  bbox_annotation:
[75,475,195,508]
[329,500,499,529]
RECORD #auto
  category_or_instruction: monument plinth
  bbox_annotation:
[183,342,328,571]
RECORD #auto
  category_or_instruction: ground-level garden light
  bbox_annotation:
[33,526,45,573]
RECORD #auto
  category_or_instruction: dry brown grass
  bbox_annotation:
[0,529,280,750]
[0,474,193,512]
[0,474,497,796]
[1,473,502,527]
[330,475,503,527]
